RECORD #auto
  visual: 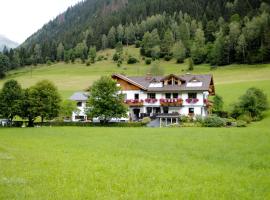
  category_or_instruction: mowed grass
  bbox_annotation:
[1,118,270,199]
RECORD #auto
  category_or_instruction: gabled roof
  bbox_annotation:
[112,74,148,90]
[69,92,89,101]
[160,74,185,82]
[112,74,214,92]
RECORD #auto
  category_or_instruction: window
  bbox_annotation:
[77,102,82,107]
[146,107,152,114]
[134,93,139,100]
[173,93,178,98]
[188,93,197,99]
[168,80,172,85]
[165,93,171,99]
[147,93,156,99]
[189,108,194,114]
[163,107,169,114]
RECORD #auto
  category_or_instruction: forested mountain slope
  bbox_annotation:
[1,0,270,78]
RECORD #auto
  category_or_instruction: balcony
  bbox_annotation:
[124,99,144,107]
[160,98,183,106]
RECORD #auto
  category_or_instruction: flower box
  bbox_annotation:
[160,98,183,106]
[124,99,144,106]
[145,98,158,104]
[185,98,199,104]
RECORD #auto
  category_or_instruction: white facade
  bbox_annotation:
[71,101,88,122]
[122,90,209,121]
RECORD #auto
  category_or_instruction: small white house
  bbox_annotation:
[69,92,89,122]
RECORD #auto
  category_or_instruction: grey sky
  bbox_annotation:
[0,0,82,44]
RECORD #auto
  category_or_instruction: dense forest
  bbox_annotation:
[1,0,270,77]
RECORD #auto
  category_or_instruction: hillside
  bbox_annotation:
[10,0,268,68]
[1,46,270,110]
[0,35,19,51]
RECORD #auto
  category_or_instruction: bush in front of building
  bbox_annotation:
[141,117,151,124]
[202,115,226,127]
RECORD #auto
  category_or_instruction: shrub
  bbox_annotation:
[46,60,52,66]
[142,117,151,124]
[238,114,252,124]
[164,55,172,61]
[127,56,139,64]
[236,120,247,127]
[145,58,152,65]
[97,55,104,61]
[195,115,204,124]
[180,115,190,123]
[113,53,119,61]
[135,40,141,48]
[202,115,226,127]
[231,88,268,120]
[86,61,91,66]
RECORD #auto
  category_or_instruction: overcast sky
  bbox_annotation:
[0,0,82,44]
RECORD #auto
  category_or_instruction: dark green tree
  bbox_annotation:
[0,80,24,122]
[232,88,268,120]
[86,76,127,123]
[22,80,61,126]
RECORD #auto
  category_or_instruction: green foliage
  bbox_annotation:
[232,88,268,120]
[88,46,97,63]
[145,58,152,65]
[213,94,224,112]
[142,117,151,124]
[236,120,248,127]
[86,76,128,123]
[127,56,139,64]
[0,53,9,78]
[60,100,78,120]
[172,40,186,63]
[202,115,226,127]
[188,57,194,71]
[22,80,61,126]
[0,80,24,121]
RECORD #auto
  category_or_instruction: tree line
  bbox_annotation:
[0,80,78,127]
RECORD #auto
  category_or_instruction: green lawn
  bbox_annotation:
[1,116,270,199]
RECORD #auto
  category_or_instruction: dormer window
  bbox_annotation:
[77,102,82,107]
[161,74,184,86]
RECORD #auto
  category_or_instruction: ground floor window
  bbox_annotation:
[75,116,85,120]
[189,108,194,114]
[163,107,169,114]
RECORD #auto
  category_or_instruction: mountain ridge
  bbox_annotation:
[0,35,19,51]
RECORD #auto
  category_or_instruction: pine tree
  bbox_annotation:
[108,26,116,48]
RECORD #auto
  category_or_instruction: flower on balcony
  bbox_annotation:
[160,98,183,106]
[185,98,199,104]
[124,99,144,104]
[160,98,183,103]
[145,98,158,103]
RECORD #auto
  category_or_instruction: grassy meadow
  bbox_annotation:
[1,117,270,199]
[0,46,270,199]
